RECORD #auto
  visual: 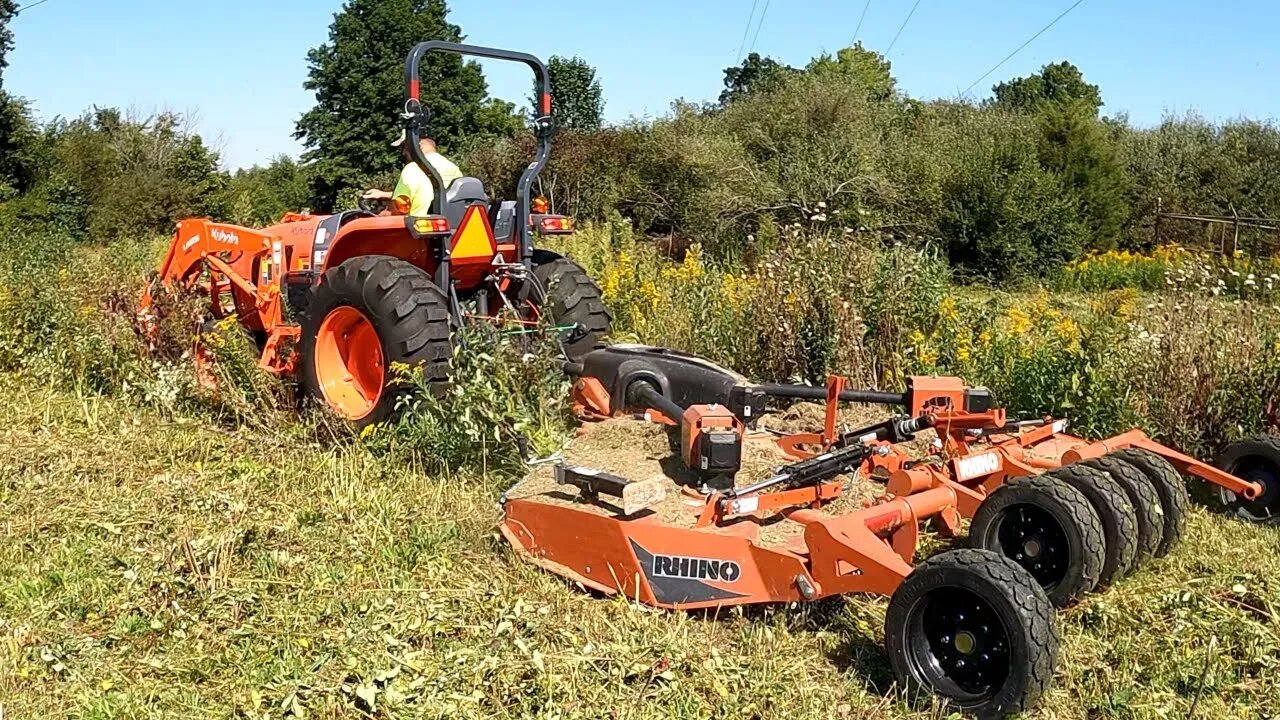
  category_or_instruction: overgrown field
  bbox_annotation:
[2,224,1280,718]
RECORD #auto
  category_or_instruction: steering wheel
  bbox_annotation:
[358,193,392,215]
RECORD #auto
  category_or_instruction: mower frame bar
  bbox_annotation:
[403,41,552,267]
[1062,428,1265,499]
[756,383,908,406]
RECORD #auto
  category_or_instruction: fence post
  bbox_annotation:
[1232,206,1241,256]
[1153,197,1162,246]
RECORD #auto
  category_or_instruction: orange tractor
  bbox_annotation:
[140,42,610,426]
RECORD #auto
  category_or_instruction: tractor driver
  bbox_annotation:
[362,131,463,216]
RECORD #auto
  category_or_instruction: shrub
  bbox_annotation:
[0,230,145,393]
[550,222,947,387]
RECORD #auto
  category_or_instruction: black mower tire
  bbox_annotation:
[969,475,1105,607]
[1213,435,1280,524]
[1047,464,1139,589]
[532,256,612,361]
[1112,447,1188,557]
[299,255,452,427]
[1080,455,1164,568]
[885,548,1058,720]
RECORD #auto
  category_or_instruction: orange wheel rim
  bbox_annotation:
[315,306,385,420]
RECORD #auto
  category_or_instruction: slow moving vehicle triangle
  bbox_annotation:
[450,205,497,265]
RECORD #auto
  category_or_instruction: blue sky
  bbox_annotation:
[7,0,1279,169]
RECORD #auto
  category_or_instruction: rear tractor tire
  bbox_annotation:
[532,256,612,361]
[1213,435,1280,524]
[885,548,1058,720]
[299,255,452,427]
[968,475,1105,607]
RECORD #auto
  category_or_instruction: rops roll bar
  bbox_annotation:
[402,41,554,263]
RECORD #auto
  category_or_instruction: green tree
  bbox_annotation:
[720,53,795,105]
[805,43,896,100]
[0,0,16,88]
[295,0,521,210]
[0,0,35,196]
[1036,101,1128,248]
[0,91,37,197]
[991,61,1102,115]
[223,156,314,226]
[43,109,227,239]
[533,55,603,131]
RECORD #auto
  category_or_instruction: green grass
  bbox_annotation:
[2,376,1279,719]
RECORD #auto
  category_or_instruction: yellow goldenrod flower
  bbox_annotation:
[1005,307,1032,335]
[639,280,661,310]
[1053,316,1082,352]
[939,296,959,323]
[954,331,972,363]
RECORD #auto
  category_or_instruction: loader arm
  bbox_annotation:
[144,220,272,302]
[140,219,298,374]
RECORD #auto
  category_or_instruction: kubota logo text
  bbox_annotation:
[652,554,742,583]
[212,229,241,246]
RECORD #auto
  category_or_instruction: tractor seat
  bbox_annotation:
[442,177,489,230]
[490,200,516,245]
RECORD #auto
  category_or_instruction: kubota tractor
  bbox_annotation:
[140,42,611,425]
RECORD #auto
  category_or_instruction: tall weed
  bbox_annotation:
[361,331,575,481]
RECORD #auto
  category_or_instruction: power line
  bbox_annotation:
[16,0,55,13]
[747,0,772,55]
[884,0,922,55]
[851,0,872,45]
[735,0,760,61]
[961,0,1087,97]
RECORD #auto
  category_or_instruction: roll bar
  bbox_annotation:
[402,41,554,263]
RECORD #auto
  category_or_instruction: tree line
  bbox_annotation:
[0,0,1277,281]
[0,0,603,238]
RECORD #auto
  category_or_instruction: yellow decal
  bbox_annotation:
[450,206,496,262]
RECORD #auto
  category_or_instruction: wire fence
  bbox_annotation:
[1153,201,1280,257]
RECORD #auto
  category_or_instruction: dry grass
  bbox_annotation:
[3,377,1279,719]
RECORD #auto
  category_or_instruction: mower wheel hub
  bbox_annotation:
[1023,539,1043,559]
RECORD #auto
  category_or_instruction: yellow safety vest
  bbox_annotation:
[393,152,464,216]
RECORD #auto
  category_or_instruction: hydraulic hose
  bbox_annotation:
[627,382,686,425]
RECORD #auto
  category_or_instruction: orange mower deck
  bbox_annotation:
[501,432,960,609]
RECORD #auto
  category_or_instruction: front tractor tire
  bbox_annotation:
[299,256,452,427]
[532,256,612,361]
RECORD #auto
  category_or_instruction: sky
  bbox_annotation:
[7,0,1280,170]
